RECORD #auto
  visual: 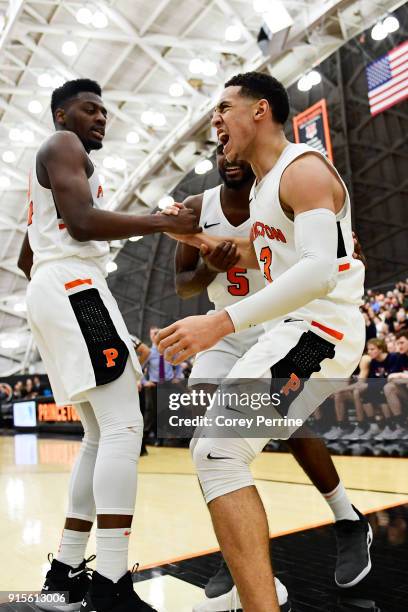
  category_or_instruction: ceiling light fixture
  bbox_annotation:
[62,41,78,57]
[383,15,399,33]
[141,110,155,125]
[9,128,21,141]
[297,74,312,92]
[38,73,54,88]
[103,156,115,169]
[93,11,108,29]
[76,7,93,25]
[169,83,184,97]
[2,151,16,163]
[195,159,213,175]
[126,131,140,144]
[21,129,34,144]
[152,112,166,127]
[202,60,218,76]
[371,22,388,41]
[308,70,322,86]
[189,58,204,74]
[28,100,43,114]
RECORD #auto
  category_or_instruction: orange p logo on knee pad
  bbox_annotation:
[281,372,300,396]
[103,348,119,368]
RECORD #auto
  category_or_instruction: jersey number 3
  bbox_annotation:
[259,246,272,283]
[227,267,249,296]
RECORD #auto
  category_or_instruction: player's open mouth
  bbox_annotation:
[218,132,230,152]
[225,166,241,176]
[90,129,104,140]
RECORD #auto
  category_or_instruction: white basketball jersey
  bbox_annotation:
[249,143,365,333]
[27,147,110,277]
[199,184,265,311]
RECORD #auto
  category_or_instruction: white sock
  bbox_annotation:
[322,482,359,522]
[96,528,131,583]
[57,529,90,568]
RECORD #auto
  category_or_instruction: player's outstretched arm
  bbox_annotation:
[39,132,200,241]
[17,231,33,281]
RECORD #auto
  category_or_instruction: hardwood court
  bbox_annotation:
[1,434,407,610]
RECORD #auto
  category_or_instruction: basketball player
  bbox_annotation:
[17,78,199,612]
[158,72,369,612]
[174,145,370,611]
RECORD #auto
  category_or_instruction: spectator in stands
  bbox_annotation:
[383,330,408,440]
[362,308,377,342]
[32,375,45,395]
[13,380,24,399]
[144,325,183,444]
[327,338,400,441]
[24,378,38,399]
[0,383,11,405]
[386,335,397,353]
[394,308,407,333]
[354,339,402,440]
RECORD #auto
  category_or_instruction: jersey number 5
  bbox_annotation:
[259,246,272,283]
[227,267,249,296]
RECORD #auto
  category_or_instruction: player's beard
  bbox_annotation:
[219,165,254,189]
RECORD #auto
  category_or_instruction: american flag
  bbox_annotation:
[365,40,408,116]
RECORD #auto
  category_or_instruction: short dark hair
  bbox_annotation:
[367,338,387,352]
[396,329,408,340]
[51,78,102,119]
[224,71,290,125]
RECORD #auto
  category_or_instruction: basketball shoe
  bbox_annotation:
[80,569,156,611]
[37,554,95,611]
[193,559,290,612]
[334,505,373,588]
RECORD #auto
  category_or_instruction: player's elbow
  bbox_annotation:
[312,257,337,295]
[67,219,92,242]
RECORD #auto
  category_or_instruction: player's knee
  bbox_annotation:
[192,438,254,504]
[100,421,143,459]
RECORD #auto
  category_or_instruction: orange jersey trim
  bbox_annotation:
[64,278,93,291]
[338,263,350,272]
[311,320,344,341]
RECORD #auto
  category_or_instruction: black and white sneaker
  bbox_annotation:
[80,570,156,611]
[334,506,373,588]
[37,554,95,611]
[205,558,234,599]
[193,577,290,611]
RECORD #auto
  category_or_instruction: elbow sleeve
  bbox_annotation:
[225,209,338,332]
